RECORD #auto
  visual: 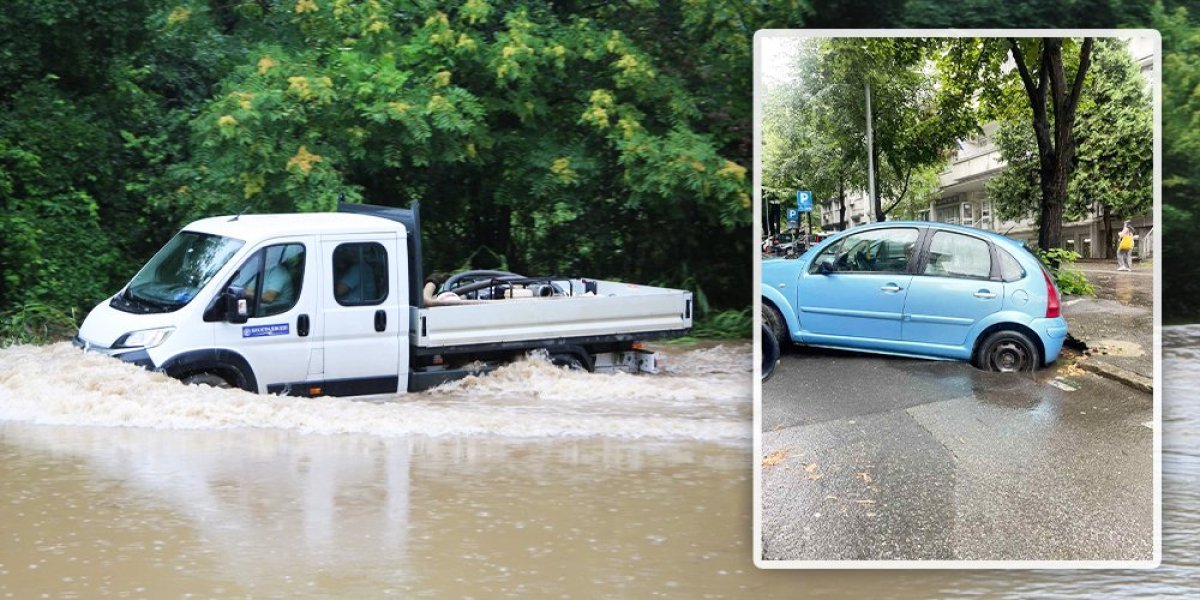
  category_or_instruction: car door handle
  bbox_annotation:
[297,314,310,337]
[880,283,904,293]
[374,309,386,332]
[974,290,997,299]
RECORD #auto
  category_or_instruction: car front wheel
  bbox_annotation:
[976,330,1040,373]
[761,324,780,382]
[763,304,787,350]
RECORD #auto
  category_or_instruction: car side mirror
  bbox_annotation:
[225,286,249,324]
[817,261,835,275]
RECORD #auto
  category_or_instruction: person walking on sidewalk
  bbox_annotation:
[1117,221,1136,271]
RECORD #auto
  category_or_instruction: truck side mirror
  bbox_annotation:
[817,261,835,276]
[225,286,249,324]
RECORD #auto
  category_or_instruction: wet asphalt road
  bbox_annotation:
[761,347,1154,562]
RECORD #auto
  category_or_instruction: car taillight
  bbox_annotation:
[1042,268,1061,319]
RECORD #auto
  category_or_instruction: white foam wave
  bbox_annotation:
[0,343,751,443]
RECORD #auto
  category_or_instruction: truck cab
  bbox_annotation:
[76,204,693,396]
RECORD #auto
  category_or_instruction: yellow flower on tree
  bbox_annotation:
[287,145,323,174]
[550,157,577,184]
[167,6,191,26]
[295,0,318,14]
[232,92,254,110]
[288,76,312,99]
[434,71,452,87]
[258,56,279,75]
[217,115,238,131]
[716,160,747,181]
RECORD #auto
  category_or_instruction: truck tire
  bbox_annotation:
[182,372,233,389]
[550,353,589,372]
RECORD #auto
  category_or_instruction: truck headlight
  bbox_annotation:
[113,327,175,349]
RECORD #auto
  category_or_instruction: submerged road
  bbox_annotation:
[760,347,1154,562]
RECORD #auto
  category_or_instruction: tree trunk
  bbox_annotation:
[1010,37,1093,251]
[838,177,847,230]
[872,143,885,222]
[1101,203,1113,260]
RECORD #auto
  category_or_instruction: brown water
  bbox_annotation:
[1,336,1197,598]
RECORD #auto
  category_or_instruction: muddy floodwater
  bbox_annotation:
[2,334,1199,597]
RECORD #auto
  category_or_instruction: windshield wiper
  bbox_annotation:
[121,288,173,313]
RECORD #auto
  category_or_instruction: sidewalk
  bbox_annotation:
[1060,260,1153,392]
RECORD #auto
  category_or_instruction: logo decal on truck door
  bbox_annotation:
[242,323,290,338]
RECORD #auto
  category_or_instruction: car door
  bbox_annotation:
[319,235,402,396]
[213,237,319,393]
[795,226,920,342]
[902,229,1004,348]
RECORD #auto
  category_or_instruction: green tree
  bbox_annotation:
[1002,37,1095,250]
[985,38,1151,257]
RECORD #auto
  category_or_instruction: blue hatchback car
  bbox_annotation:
[761,222,1068,372]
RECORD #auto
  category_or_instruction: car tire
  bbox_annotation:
[976,330,1040,373]
[762,304,788,350]
[182,372,233,389]
[761,324,780,382]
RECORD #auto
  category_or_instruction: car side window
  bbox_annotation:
[809,228,919,274]
[923,232,991,279]
[227,243,306,318]
[333,242,389,306]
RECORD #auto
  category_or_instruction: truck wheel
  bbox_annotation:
[761,324,780,382]
[182,372,233,389]
[550,354,588,372]
[977,330,1040,373]
[763,304,787,349]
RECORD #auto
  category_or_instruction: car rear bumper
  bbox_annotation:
[1031,317,1069,364]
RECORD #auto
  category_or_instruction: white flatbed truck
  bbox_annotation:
[75,203,693,396]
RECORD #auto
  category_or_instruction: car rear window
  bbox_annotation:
[997,247,1026,282]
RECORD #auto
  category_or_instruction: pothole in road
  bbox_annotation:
[1087,339,1146,357]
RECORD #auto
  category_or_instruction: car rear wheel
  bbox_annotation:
[182,372,233,389]
[763,304,787,350]
[977,330,1040,373]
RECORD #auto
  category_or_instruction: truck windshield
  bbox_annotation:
[115,231,245,313]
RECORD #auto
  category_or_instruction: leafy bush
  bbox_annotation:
[691,308,752,339]
[1037,248,1095,297]
[0,302,79,346]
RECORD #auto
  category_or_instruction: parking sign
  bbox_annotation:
[797,190,812,212]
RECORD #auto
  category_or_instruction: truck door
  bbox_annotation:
[319,235,403,395]
[213,236,319,393]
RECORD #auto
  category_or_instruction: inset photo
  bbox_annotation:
[754,30,1160,567]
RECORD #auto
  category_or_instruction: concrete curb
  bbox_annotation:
[1076,358,1153,394]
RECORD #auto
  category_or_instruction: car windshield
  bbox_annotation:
[119,231,244,312]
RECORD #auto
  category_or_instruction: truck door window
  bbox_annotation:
[227,243,306,317]
[334,242,389,306]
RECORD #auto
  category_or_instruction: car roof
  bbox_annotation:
[838,221,1028,249]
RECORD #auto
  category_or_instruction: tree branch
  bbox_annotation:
[1008,38,1037,99]
[1068,37,1094,114]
